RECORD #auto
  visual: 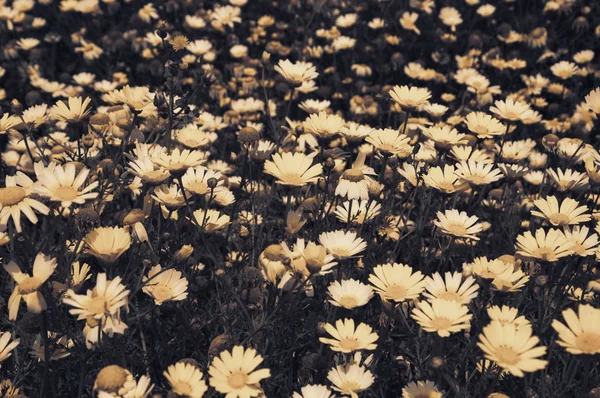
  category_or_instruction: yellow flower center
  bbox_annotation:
[150,285,173,302]
[339,338,361,351]
[437,182,457,192]
[548,213,570,226]
[444,223,468,237]
[430,317,452,331]
[495,346,520,365]
[467,175,487,185]
[576,332,600,353]
[386,284,407,300]
[279,173,306,186]
[228,371,248,389]
[54,186,79,201]
[341,168,365,182]
[18,276,43,294]
[0,186,27,206]
[187,181,209,195]
[341,381,362,392]
[174,381,194,396]
[338,295,358,308]
[87,297,108,315]
[437,291,462,302]
[144,170,169,183]
[532,248,555,261]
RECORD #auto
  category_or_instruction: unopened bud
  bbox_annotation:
[174,245,194,262]
[542,134,559,150]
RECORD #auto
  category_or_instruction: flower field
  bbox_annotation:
[0,0,599,397]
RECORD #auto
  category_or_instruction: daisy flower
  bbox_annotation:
[455,161,504,186]
[491,268,530,293]
[84,226,132,264]
[489,99,533,122]
[163,361,208,398]
[515,228,573,262]
[547,168,589,192]
[0,332,20,363]
[152,184,186,210]
[263,152,323,186]
[434,209,483,240]
[389,85,431,110]
[319,230,367,260]
[552,304,600,355]
[0,113,21,134]
[127,157,170,185]
[562,226,599,257]
[336,153,377,200]
[181,166,223,196]
[411,299,472,337]
[4,253,57,320]
[334,200,381,224]
[50,96,92,123]
[191,209,230,232]
[320,318,378,353]
[477,321,547,377]
[369,263,426,302]
[274,60,319,85]
[487,306,531,329]
[302,112,345,140]
[328,279,374,309]
[143,265,188,305]
[422,164,468,194]
[531,196,590,226]
[365,129,413,158]
[292,384,334,398]
[422,125,469,149]
[63,273,130,323]
[584,87,600,114]
[402,380,442,398]
[34,162,99,208]
[0,172,50,233]
[152,148,208,175]
[208,346,270,398]
[327,364,374,398]
[423,272,479,304]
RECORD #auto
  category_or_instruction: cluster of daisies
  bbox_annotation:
[1,0,600,397]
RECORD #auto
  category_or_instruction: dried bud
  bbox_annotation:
[11,99,23,114]
[535,275,548,287]
[324,157,335,170]
[156,26,167,39]
[238,126,260,145]
[75,208,100,231]
[542,134,559,150]
[208,333,231,356]
[90,113,110,126]
[207,177,219,189]
[429,356,445,369]
[82,134,95,148]
[94,365,130,394]
[239,225,250,238]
